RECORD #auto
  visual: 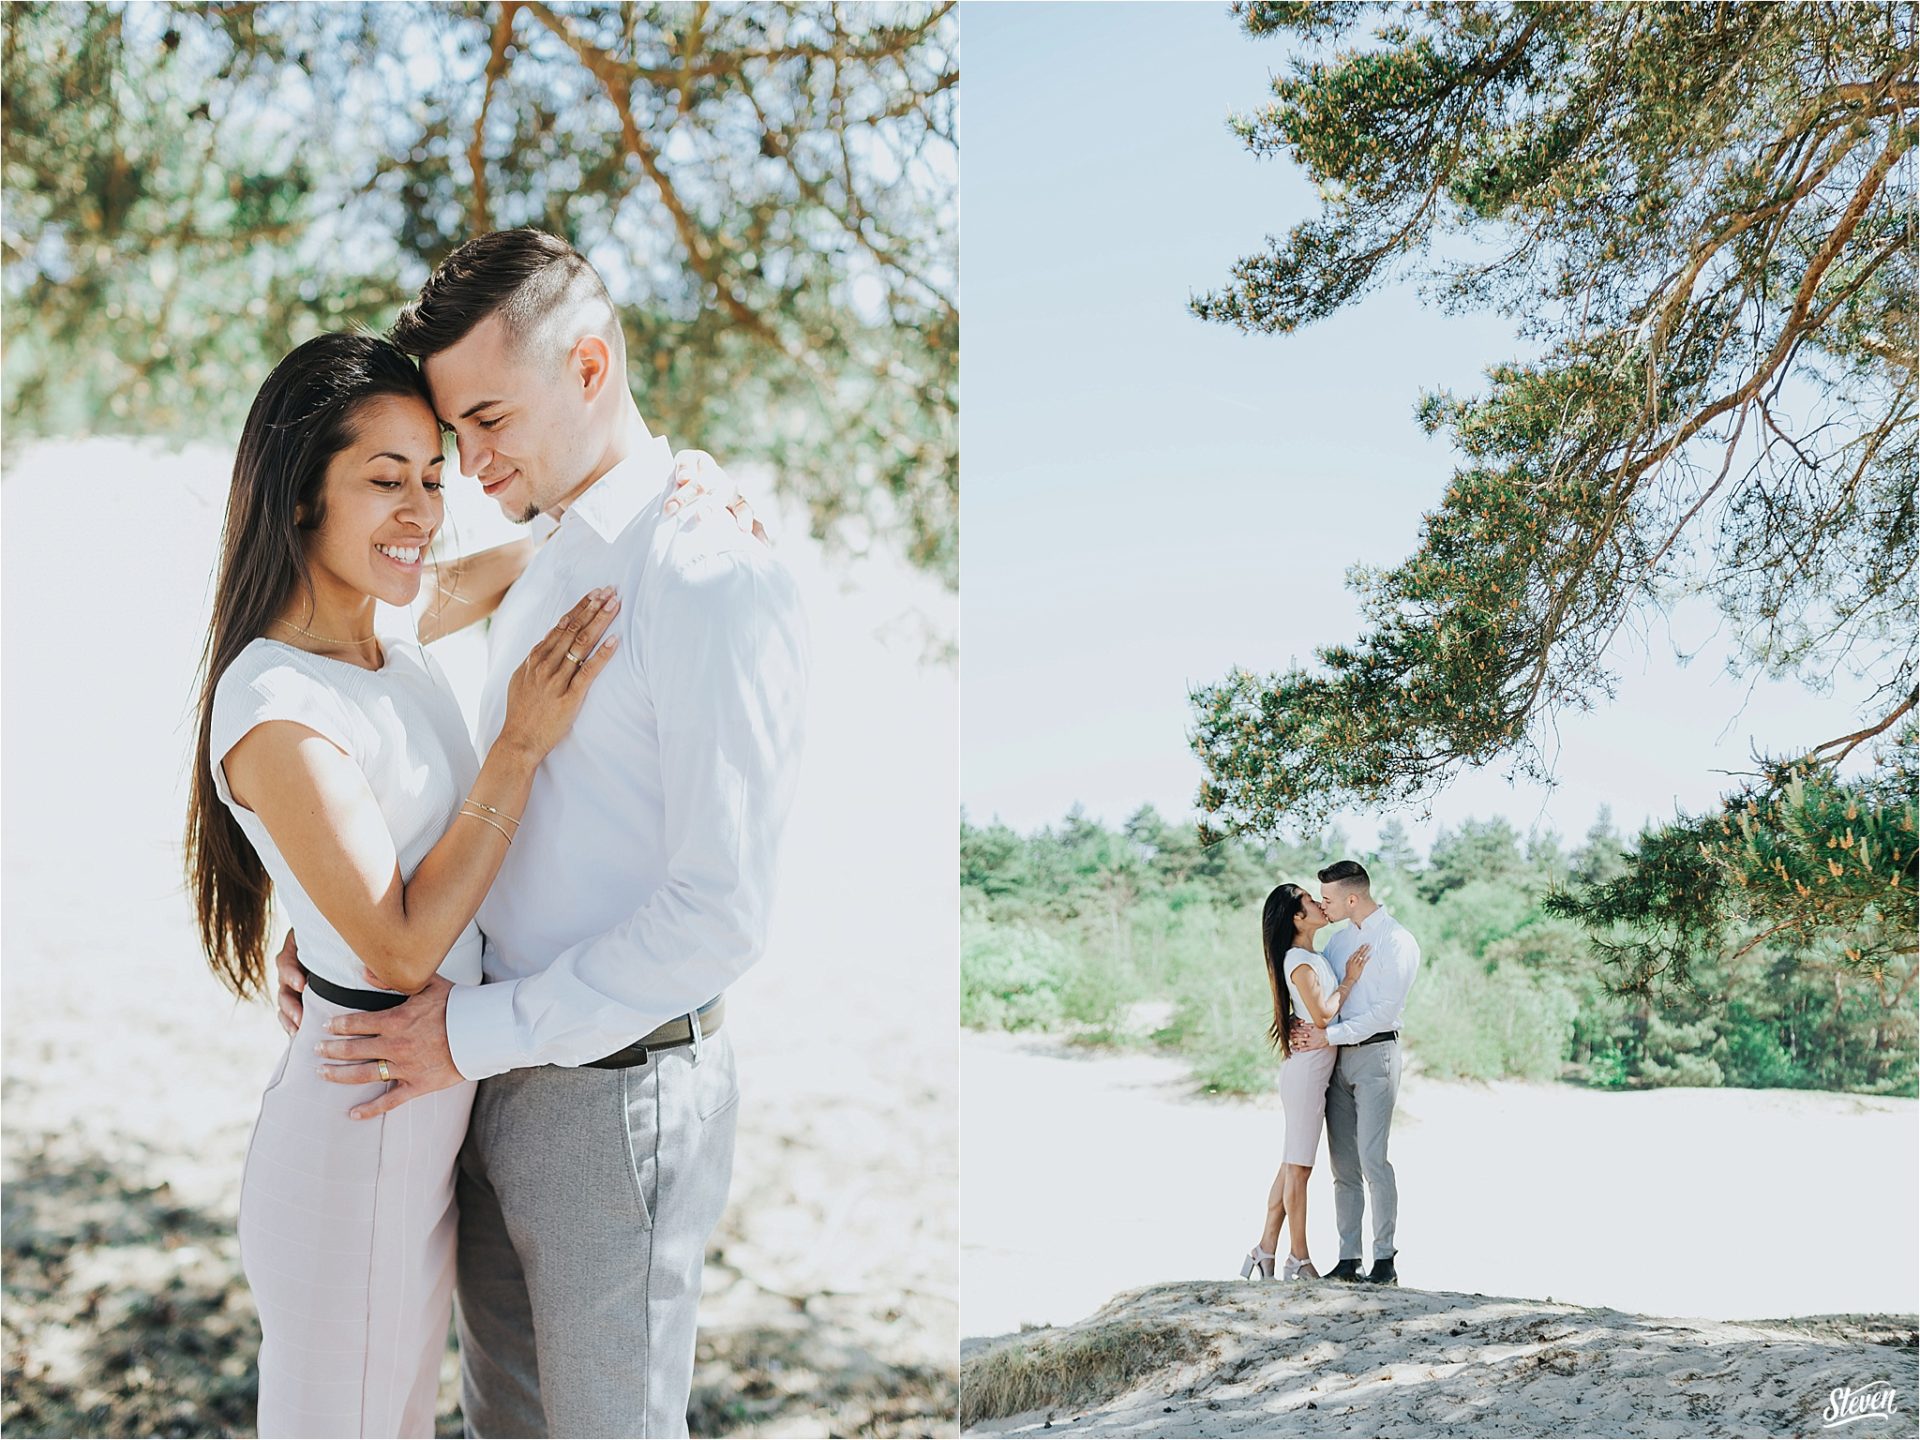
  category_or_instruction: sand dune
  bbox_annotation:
[961,1029,1918,1435]
[961,1281,1919,1437]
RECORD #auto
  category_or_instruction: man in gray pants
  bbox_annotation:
[1290,860,1421,1286]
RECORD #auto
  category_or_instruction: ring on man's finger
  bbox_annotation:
[377,1060,392,1083]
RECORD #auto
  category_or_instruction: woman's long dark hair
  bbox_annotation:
[1261,883,1311,1058]
[185,332,432,999]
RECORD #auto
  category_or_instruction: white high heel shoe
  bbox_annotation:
[1281,1254,1320,1281]
[1238,1244,1277,1280]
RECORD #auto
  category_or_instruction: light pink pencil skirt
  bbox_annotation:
[1279,1043,1338,1166]
[237,991,476,1439]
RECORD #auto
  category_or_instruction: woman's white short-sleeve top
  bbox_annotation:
[209,636,485,991]
[1284,945,1340,1025]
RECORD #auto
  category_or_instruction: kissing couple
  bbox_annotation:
[1239,861,1422,1285]
[184,229,809,1437]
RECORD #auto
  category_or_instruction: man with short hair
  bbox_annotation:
[283,228,809,1436]
[1291,859,1421,1285]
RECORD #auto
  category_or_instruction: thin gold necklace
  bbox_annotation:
[274,616,378,646]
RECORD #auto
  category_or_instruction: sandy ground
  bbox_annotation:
[962,1282,1920,1437]
[960,1030,1920,1341]
[1,438,959,1437]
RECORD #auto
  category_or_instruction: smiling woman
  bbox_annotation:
[283,393,446,636]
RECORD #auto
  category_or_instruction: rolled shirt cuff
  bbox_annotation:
[444,978,524,1082]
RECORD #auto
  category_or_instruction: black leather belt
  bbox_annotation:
[305,971,408,1012]
[1347,1029,1399,1048]
[581,997,726,1070]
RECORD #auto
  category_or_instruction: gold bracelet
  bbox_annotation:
[458,807,514,845]
[462,796,521,831]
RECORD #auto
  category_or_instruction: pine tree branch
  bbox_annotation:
[734,65,955,318]
[468,1,521,235]
[521,0,787,352]
[1801,687,1919,768]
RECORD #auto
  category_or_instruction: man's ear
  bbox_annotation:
[572,333,615,403]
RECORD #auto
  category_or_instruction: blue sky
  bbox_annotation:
[959,1,1876,853]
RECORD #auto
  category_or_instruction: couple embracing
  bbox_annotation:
[1240,861,1421,1286]
[184,229,809,1437]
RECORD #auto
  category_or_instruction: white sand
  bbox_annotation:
[1,438,958,1435]
[961,1029,1919,1340]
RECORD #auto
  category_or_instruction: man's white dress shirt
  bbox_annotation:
[443,429,809,1080]
[1321,905,1420,1047]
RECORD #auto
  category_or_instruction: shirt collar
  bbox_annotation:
[561,428,674,543]
[1354,905,1393,932]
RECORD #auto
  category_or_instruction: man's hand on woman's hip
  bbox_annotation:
[314,974,464,1120]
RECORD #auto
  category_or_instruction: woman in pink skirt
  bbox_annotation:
[1239,883,1370,1282]
[184,332,735,1436]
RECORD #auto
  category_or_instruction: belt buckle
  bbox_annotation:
[688,1008,704,1065]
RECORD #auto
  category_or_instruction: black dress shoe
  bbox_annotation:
[1323,1257,1365,1282]
[1363,1256,1398,1286]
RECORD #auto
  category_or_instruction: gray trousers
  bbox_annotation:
[452,1029,739,1438]
[1324,1038,1402,1262]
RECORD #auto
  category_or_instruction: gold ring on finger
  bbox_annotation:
[566,649,585,664]
[377,1059,392,1083]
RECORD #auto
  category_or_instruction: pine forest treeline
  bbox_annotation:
[961,805,1916,1097]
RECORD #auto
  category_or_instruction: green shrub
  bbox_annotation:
[1057,932,1138,1039]
[1132,898,1289,1094]
[1585,1041,1632,1089]
[960,919,1070,1031]
[1718,1001,1809,1089]
[1190,1032,1279,1096]
[1406,944,1580,1081]
[1636,1009,1726,1086]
